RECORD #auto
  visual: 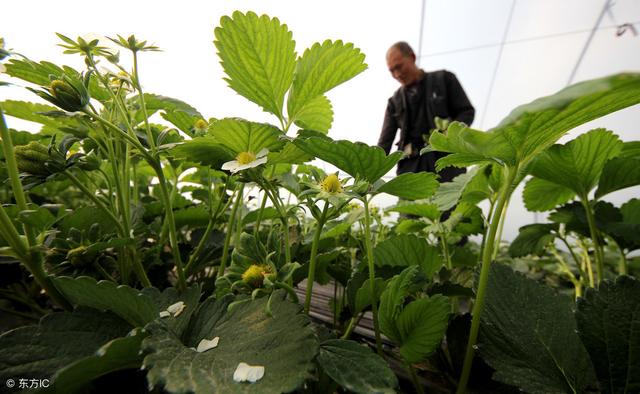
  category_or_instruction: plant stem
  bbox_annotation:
[580,196,604,285]
[304,200,329,314]
[253,192,269,236]
[132,51,157,152]
[439,232,452,270]
[0,109,36,247]
[217,184,243,279]
[406,362,425,394]
[363,194,383,354]
[63,170,125,236]
[340,313,363,340]
[456,166,516,394]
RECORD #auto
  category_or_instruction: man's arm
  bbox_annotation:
[445,71,475,126]
[378,98,398,154]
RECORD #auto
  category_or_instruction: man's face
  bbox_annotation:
[386,48,419,87]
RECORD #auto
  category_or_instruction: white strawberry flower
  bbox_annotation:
[221,148,268,173]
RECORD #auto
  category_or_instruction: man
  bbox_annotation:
[378,41,475,181]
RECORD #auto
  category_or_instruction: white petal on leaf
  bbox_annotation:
[166,301,185,316]
[196,337,220,353]
[233,362,265,383]
[159,311,171,318]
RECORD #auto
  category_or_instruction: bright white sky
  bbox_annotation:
[3,0,640,240]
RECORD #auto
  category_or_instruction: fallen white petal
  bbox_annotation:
[233,362,265,383]
[166,301,186,316]
[159,311,171,318]
[196,337,219,352]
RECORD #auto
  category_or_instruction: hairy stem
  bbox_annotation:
[580,196,604,284]
[217,184,244,279]
[363,194,383,354]
[304,201,330,314]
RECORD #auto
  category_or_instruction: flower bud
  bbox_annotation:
[320,173,343,194]
[241,264,273,288]
[14,141,51,176]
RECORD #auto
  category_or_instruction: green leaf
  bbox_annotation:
[57,206,117,236]
[396,295,450,363]
[385,200,440,220]
[394,219,427,234]
[267,141,313,165]
[575,275,640,394]
[242,207,280,225]
[170,137,235,169]
[430,73,640,170]
[293,136,403,183]
[354,278,386,314]
[1,100,63,127]
[214,11,296,118]
[4,59,63,86]
[478,264,597,394]
[431,168,477,211]
[373,235,442,278]
[0,308,133,389]
[317,339,397,394]
[142,94,201,117]
[53,276,158,327]
[621,198,640,224]
[291,94,333,133]
[48,328,147,394]
[211,118,284,155]
[142,291,318,394]
[287,40,366,123]
[174,206,210,228]
[162,111,203,136]
[523,177,576,212]
[529,129,623,197]
[595,157,640,199]
[379,266,426,343]
[377,172,439,200]
[509,223,558,257]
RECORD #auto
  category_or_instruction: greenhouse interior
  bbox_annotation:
[1,0,639,393]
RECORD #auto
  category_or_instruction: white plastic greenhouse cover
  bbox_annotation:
[2,0,639,240]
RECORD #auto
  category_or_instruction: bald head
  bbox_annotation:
[386,42,421,87]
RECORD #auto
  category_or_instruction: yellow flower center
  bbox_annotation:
[194,119,208,130]
[236,151,256,165]
[320,174,343,193]
[241,264,271,288]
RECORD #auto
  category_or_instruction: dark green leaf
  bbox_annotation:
[170,137,235,169]
[595,157,640,199]
[431,168,477,211]
[373,235,442,278]
[53,276,158,327]
[479,264,597,394]
[396,295,450,363]
[354,278,386,314]
[385,200,440,220]
[575,275,640,394]
[317,339,397,394]
[509,223,558,257]
[0,308,133,389]
[379,266,426,343]
[142,291,318,394]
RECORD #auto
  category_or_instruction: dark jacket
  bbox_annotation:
[378,69,475,180]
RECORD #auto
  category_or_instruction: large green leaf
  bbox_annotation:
[523,177,576,212]
[47,328,147,394]
[317,339,397,394]
[211,118,284,155]
[1,100,64,127]
[396,295,450,363]
[170,137,235,169]
[378,266,426,344]
[214,11,296,118]
[575,275,640,394]
[509,223,558,257]
[376,172,439,200]
[293,136,403,183]
[430,73,640,170]
[373,234,442,278]
[0,308,133,390]
[142,94,201,117]
[142,291,318,394]
[478,264,597,394]
[267,141,313,165]
[595,156,640,199]
[287,40,366,123]
[529,129,623,197]
[290,94,333,133]
[354,278,387,315]
[53,276,158,327]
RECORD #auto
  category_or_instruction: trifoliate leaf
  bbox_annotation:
[377,172,439,200]
[211,118,284,155]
